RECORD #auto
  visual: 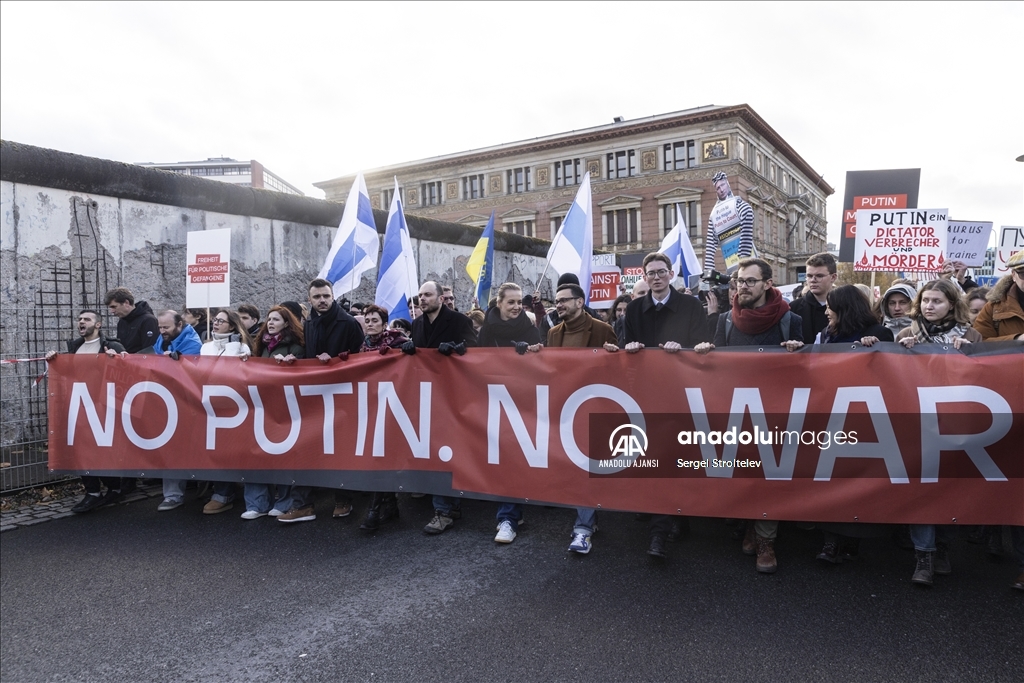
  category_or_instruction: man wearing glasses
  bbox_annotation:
[789,252,837,343]
[695,258,804,574]
[546,282,619,554]
[618,252,711,560]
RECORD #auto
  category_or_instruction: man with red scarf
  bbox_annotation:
[695,257,804,573]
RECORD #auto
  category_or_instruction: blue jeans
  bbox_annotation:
[163,478,186,503]
[496,502,522,531]
[212,482,236,504]
[244,484,292,513]
[574,507,597,533]
[910,524,955,552]
[433,495,461,516]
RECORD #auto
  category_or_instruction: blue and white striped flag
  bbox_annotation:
[660,204,702,290]
[375,177,418,322]
[318,173,379,295]
[545,171,594,303]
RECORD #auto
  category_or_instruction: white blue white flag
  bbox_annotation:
[660,204,702,290]
[545,171,594,303]
[318,173,379,295]
[375,177,418,322]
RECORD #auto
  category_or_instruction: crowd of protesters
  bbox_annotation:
[45,249,1024,593]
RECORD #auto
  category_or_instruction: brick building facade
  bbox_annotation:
[315,104,834,283]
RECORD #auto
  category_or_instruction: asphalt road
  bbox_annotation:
[2,491,1022,683]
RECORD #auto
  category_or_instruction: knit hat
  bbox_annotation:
[712,172,728,183]
[557,273,580,288]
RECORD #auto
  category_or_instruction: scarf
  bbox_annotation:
[911,315,968,344]
[883,315,913,336]
[731,287,790,336]
[262,332,282,353]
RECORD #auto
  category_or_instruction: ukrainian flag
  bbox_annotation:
[466,211,495,306]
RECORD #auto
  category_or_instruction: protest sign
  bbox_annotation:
[840,169,921,262]
[995,226,1024,275]
[854,208,948,272]
[589,267,621,309]
[946,221,993,267]
[186,229,231,308]
[709,196,745,273]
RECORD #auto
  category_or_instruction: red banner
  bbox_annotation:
[47,347,1024,525]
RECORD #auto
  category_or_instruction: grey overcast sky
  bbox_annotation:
[2,1,1021,248]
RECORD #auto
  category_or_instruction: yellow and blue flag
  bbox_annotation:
[466,212,495,305]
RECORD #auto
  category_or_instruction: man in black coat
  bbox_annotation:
[277,278,365,524]
[617,252,710,560]
[411,281,477,535]
[45,310,128,513]
[104,287,159,354]
[788,252,836,344]
[411,281,478,350]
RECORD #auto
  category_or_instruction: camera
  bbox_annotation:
[697,270,732,309]
[701,270,732,287]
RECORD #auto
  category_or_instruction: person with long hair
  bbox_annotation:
[609,293,631,347]
[813,285,894,563]
[896,279,983,586]
[897,279,981,350]
[356,304,410,531]
[241,305,306,519]
[477,283,541,544]
[818,285,894,345]
[200,309,254,514]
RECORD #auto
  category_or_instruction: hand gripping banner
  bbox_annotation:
[47,345,1024,525]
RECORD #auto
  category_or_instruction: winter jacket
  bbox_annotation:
[304,301,364,357]
[973,275,1024,342]
[477,307,542,347]
[623,288,710,348]
[66,334,125,354]
[411,304,478,349]
[153,323,202,355]
[116,300,159,353]
[788,291,829,344]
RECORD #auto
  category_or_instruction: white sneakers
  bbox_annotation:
[240,510,267,520]
[495,520,517,544]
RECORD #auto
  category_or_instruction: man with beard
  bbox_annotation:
[546,283,618,553]
[411,281,478,534]
[278,278,365,523]
[153,310,204,511]
[695,258,804,573]
[45,311,126,513]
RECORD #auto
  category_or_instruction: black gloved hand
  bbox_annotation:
[169,350,181,361]
[438,342,455,356]
[401,340,416,355]
[515,341,529,355]
[452,341,467,356]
